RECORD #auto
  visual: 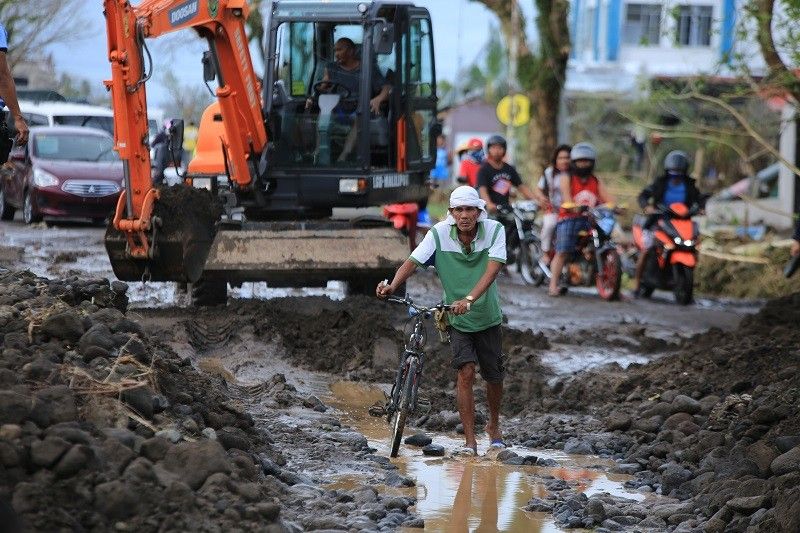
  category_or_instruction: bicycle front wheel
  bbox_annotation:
[389,359,417,458]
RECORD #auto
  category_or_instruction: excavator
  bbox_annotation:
[103,0,439,304]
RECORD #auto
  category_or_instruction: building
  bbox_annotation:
[567,1,761,94]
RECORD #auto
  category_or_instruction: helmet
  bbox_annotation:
[570,142,596,178]
[570,142,597,162]
[664,150,689,174]
[468,137,483,150]
[486,134,507,152]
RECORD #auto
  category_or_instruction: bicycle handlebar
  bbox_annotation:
[386,296,451,313]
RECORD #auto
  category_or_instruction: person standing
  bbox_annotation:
[0,22,28,150]
[377,186,507,456]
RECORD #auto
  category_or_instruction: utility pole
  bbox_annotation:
[506,0,519,165]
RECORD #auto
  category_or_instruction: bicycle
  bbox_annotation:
[370,296,450,457]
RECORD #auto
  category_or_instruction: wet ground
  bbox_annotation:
[0,219,769,531]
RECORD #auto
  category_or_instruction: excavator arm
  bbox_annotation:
[103,0,267,281]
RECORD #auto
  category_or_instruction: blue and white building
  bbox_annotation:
[567,1,761,93]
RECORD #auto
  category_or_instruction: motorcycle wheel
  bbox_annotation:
[672,264,694,305]
[519,239,547,286]
[640,285,655,298]
[596,249,622,301]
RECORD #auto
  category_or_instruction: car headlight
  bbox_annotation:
[674,236,682,244]
[684,240,693,246]
[33,168,59,187]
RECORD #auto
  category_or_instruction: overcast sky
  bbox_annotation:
[46,1,502,109]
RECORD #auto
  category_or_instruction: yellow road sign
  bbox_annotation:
[496,94,530,127]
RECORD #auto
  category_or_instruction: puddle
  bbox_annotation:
[325,381,646,532]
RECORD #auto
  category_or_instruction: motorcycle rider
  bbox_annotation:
[632,150,705,297]
[537,144,572,265]
[548,142,614,296]
[478,135,539,264]
[477,134,538,212]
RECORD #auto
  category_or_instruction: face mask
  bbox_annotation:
[572,162,594,178]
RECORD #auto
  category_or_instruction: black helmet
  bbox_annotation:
[664,150,689,174]
[570,142,597,162]
[485,134,507,152]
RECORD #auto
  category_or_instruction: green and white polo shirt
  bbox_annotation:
[409,219,506,333]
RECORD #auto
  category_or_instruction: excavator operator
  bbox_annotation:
[305,37,391,162]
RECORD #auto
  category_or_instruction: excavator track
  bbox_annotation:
[105,186,221,283]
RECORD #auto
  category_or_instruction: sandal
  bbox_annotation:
[489,439,507,449]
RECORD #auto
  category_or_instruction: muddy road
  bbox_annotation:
[4,219,797,533]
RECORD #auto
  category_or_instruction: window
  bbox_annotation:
[34,133,118,162]
[623,4,662,46]
[53,115,115,135]
[676,5,713,47]
[408,18,433,97]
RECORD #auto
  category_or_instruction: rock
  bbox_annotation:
[155,429,182,444]
[103,427,139,450]
[750,406,783,424]
[216,426,251,451]
[671,395,701,415]
[633,415,663,434]
[140,436,171,461]
[660,464,693,495]
[605,412,632,431]
[727,495,769,514]
[90,307,125,326]
[526,497,554,512]
[404,433,432,447]
[585,498,605,519]
[78,323,116,355]
[496,449,518,462]
[302,395,327,412]
[54,444,95,478]
[29,385,77,427]
[747,441,779,477]
[41,311,85,342]
[770,446,800,476]
[255,502,280,521]
[638,516,666,529]
[385,471,415,487]
[201,427,217,440]
[422,444,445,457]
[94,480,139,520]
[664,412,694,430]
[612,463,641,475]
[161,440,232,490]
[0,424,22,440]
[774,489,800,533]
[0,390,30,425]
[564,437,594,455]
[30,436,71,468]
[385,496,411,511]
[775,436,800,453]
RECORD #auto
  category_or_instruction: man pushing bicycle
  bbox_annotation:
[377,186,507,456]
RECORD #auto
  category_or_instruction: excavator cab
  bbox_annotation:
[103,0,438,302]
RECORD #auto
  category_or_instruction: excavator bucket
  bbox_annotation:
[105,186,221,283]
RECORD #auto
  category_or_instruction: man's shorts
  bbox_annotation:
[555,216,591,253]
[449,325,505,383]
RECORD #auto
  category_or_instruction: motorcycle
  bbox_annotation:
[496,201,548,286]
[631,202,700,305]
[558,204,623,300]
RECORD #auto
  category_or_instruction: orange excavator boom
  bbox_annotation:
[103,0,267,279]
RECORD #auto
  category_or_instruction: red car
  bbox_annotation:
[0,126,123,224]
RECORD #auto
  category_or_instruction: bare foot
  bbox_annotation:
[485,424,502,442]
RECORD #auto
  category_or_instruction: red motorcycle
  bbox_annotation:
[632,202,700,305]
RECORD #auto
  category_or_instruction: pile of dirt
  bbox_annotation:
[0,269,423,532]
[512,291,800,532]
[695,245,800,298]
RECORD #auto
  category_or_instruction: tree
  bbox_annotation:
[473,0,570,176]
[161,71,213,124]
[0,0,84,69]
